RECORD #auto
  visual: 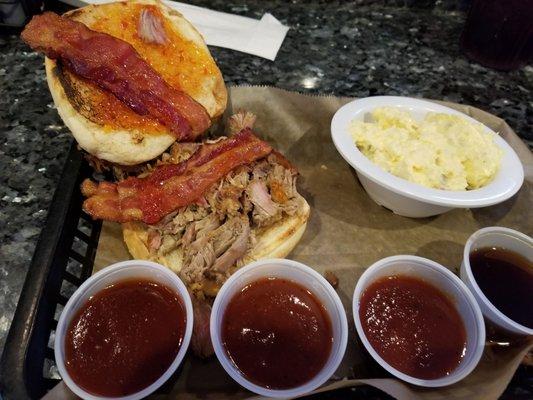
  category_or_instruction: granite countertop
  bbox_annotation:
[0,0,531,395]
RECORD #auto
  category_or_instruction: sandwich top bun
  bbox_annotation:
[122,199,310,298]
[46,0,227,166]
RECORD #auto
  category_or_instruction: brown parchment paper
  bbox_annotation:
[93,86,533,400]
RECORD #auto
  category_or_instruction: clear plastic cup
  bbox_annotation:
[210,258,348,398]
[54,260,194,400]
[353,255,486,387]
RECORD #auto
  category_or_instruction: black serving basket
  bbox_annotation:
[0,142,530,400]
[0,142,102,399]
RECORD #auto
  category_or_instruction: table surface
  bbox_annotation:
[0,0,531,397]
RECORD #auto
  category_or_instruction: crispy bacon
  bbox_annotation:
[21,12,210,140]
[271,149,298,174]
[82,129,273,224]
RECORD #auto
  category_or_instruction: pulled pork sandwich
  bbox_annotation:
[81,115,310,356]
[22,1,309,357]
[81,119,310,299]
[21,0,227,167]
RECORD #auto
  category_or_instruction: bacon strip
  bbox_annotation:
[21,12,210,140]
[82,129,273,224]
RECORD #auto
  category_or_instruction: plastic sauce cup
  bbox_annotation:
[353,255,485,387]
[54,260,194,400]
[210,258,348,398]
[461,226,533,336]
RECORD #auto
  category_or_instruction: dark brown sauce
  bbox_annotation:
[359,275,467,380]
[65,279,186,397]
[222,277,333,389]
[470,247,533,329]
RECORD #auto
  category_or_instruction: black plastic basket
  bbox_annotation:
[0,142,102,399]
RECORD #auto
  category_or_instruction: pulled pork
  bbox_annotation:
[145,154,304,291]
[84,141,201,181]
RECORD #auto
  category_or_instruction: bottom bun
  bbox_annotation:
[122,199,310,297]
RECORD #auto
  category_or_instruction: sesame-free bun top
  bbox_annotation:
[45,0,227,166]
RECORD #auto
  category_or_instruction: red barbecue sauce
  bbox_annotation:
[222,277,333,389]
[359,275,467,380]
[65,279,186,397]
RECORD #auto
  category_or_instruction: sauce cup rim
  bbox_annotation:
[54,260,194,400]
[352,255,486,387]
[462,226,533,335]
[210,258,349,398]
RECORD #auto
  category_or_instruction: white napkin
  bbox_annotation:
[58,0,289,60]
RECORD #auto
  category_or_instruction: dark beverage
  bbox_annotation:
[470,247,533,329]
[460,0,533,71]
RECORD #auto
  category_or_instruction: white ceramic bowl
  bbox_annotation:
[331,96,524,218]
[461,227,533,336]
[55,260,194,400]
[353,255,485,387]
[210,258,348,398]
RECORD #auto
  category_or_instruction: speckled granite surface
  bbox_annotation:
[0,0,531,393]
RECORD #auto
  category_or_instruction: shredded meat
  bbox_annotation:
[191,297,214,358]
[247,180,281,227]
[147,229,162,253]
[206,166,250,218]
[212,219,241,256]
[227,110,257,135]
[158,234,179,255]
[184,237,216,285]
[212,219,250,274]
[138,8,168,45]
[83,141,201,181]
[161,205,209,235]
[144,146,303,293]
[178,216,251,287]
[195,213,221,239]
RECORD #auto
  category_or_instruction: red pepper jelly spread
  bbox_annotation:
[222,277,333,389]
[64,279,186,397]
[359,275,467,380]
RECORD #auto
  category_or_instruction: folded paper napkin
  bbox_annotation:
[59,0,289,60]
